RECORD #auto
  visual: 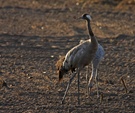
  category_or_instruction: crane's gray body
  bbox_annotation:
[63,40,97,71]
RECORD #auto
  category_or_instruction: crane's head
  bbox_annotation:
[79,14,92,21]
[56,56,76,82]
[55,56,68,82]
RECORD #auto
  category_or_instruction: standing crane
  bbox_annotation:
[56,14,98,104]
[85,41,105,98]
[79,39,105,98]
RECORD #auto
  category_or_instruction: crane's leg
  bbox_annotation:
[61,72,76,104]
[86,66,90,95]
[88,75,93,96]
[88,68,99,98]
[95,69,99,98]
[88,65,97,98]
[77,68,81,105]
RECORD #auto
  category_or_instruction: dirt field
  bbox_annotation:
[0,0,135,113]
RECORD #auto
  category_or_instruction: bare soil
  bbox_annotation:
[0,0,135,113]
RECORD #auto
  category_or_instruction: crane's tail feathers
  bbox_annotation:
[55,56,65,71]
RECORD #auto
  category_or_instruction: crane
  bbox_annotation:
[84,40,105,98]
[56,14,98,104]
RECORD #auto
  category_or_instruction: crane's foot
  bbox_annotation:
[88,95,93,101]
[61,99,65,104]
[87,87,94,101]
[78,100,80,105]
[99,92,104,103]
[61,101,64,104]
[96,93,100,99]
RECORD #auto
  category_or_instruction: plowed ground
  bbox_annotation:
[0,0,135,113]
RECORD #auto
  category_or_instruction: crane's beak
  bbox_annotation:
[78,16,83,19]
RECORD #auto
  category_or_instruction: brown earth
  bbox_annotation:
[0,0,135,113]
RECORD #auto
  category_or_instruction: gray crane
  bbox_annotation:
[56,14,98,104]
[82,40,105,98]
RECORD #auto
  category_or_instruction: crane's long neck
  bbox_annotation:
[87,20,98,47]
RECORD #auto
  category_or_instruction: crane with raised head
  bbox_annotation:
[86,42,105,98]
